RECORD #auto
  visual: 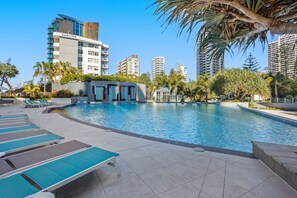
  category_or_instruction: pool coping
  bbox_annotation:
[43,104,255,158]
[238,105,297,127]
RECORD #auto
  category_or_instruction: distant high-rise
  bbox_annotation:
[48,14,109,76]
[268,34,297,78]
[196,41,224,79]
[152,57,165,79]
[175,64,187,81]
[118,55,140,76]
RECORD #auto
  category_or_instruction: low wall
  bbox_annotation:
[259,103,297,111]
[51,98,71,104]
[52,82,87,95]
[136,84,146,102]
[220,102,248,108]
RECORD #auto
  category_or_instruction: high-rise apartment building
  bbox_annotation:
[118,55,140,76]
[47,14,109,76]
[175,64,187,81]
[152,57,165,79]
[196,41,224,79]
[268,34,297,78]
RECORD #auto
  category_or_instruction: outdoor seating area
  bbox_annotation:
[0,114,120,198]
[23,99,57,108]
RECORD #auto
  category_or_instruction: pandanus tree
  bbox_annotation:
[152,0,297,58]
[33,62,53,95]
[0,61,19,96]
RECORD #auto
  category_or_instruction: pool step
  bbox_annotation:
[252,141,297,191]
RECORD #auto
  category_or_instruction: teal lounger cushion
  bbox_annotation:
[24,147,119,189]
[0,134,64,153]
[0,124,39,134]
[0,114,27,119]
[0,174,38,198]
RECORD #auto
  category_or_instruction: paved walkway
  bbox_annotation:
[1,105,297,198]
[258,110,297,121]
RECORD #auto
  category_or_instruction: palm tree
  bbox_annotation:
[0,61,19,96]
[197,75,210,102]
[23,81,40,97]
[152,0,297,58]
[184,81,199,102]
[33,62,53,95]
[149,72,168,101]
[270,72,288,100]
[168,69,186,103]
[49,62,81,82]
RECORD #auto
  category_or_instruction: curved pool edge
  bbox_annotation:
[238,105,297,127]
[44,104,255,159]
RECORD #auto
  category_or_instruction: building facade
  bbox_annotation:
[48,14,109,76]
[175,64,187,81]
[152,56,165,79]
[268,34,297,78]
[118,55,140,76]
[196,41,224,79]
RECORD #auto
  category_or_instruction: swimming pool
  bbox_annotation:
[62,103,297,152]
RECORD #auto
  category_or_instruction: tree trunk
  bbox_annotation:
[205,87,208,102]
[275,83,278,99]
[4,79,14,97]
[44,74,47,96]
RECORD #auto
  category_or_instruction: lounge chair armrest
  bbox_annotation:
[27,192,55,198]
[0,152,6,157]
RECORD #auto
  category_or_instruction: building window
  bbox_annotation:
[88,51,98,56]
[78,57,83,62]
[88,58,99,63]
[78,42,83,47]
[78,49,83,54]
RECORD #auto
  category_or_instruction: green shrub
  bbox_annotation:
[248,102,255,108]
[51,90,74,98]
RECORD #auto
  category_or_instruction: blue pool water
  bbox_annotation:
[62,103,297,152]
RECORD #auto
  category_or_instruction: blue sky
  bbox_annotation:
[0,0,277,86]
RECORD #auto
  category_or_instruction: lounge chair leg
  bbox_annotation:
[112,158,121,176]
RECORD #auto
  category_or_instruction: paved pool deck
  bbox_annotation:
[1,105,297,198]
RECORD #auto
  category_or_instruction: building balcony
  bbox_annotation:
[102,58,108,62]
[102,51,109,56]
[101,64,108,69]
[47,44,54,49]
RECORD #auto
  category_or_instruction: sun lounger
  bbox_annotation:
[0,133,64,157]
[0,116,29,123]
[0,124,39,135]
[23,100,44,108]
[39,99,57,106]
[0,130,49,143]
[0,146,119,198]
[0,122,35,129]
[0,140,90,177]
[0,114,28,119]
[0,120,30,126]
